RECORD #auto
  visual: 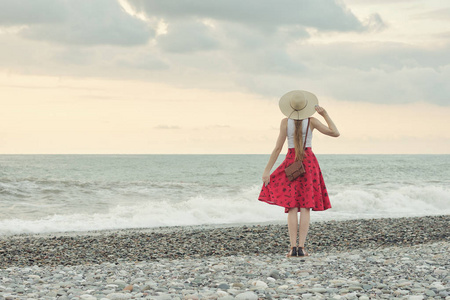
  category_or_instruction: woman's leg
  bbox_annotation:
[287,207,299,247]
[298,208,311,248]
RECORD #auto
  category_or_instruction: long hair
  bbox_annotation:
[294,119,304,161]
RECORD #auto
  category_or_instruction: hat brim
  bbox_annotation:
[279,90,318,120]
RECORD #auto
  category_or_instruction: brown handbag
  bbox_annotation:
[285,119,310,181]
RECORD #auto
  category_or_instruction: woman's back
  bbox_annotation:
[287,118,312,149]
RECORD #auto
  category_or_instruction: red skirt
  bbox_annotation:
[258,148,331,213]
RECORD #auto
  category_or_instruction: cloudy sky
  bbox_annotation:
[0,0,449,154]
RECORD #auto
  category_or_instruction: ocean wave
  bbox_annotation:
[0,184,449,235]
[331,185,449,214]
[0,177,201,194]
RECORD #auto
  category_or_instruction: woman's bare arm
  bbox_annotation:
[310,106,340,137]
[262,118,287,186]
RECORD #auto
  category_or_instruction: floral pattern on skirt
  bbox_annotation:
[258,148,331,213]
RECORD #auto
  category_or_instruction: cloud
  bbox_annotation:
[325,66,450,106]
[344,0,415,3]
[291,42,450,71]
[206,125,231,129]
[236,62,450,106]
[413,8,450,21]
[115,50,169,70]
[0,0,67,25]
[157,21,219,53]
[1,0,448,106]
[231,47,305,75]
[0,0,153,46]
[363,13,386,32]
[154,125,180,130]
[235,41,450,105]
[124,0,376,56]
[126,0,368,32]
[117,0,386,91]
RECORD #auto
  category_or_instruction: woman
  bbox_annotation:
[259,90,339,257]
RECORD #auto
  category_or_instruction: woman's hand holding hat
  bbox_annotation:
[315,105,328,116]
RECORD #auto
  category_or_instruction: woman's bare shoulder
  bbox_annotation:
[278,118,288,130]
[309,117,322,130]
[310,117,319,124]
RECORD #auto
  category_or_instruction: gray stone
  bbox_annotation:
[112,280,127,289]
[232,283,244,289]
[235,291,258,300]
[106,292,132,300]
[408,296,424,300]
[440,291,450,298]
[268,270,281,279]
[252,280,268,289]
[131,277,147,284]
[140,285,151,291]
[154,294,174,300]
[344,292,358,299]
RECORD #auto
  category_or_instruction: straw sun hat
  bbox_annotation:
[279,90,318,120]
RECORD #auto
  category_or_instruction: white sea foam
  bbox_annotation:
[0,184,449,235]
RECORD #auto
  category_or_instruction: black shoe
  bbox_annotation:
[297,247,309,257]
[287,246,298,258]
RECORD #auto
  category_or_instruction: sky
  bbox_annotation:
[0,0,449,154]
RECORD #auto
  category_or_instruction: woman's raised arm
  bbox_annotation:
[310,106,340,137]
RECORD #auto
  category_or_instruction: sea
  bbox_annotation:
[0,154,449,236]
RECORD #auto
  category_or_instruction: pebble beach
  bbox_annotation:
[1,215,449,299]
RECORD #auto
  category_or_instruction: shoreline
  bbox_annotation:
[1,215,448,269]
[0,220,288,240]
[1,213,447,239]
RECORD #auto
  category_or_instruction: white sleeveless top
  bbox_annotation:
[287,118,312,149]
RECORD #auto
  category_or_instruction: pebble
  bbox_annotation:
[218,283,230,290]
[106,293,131,300]
[123,284,133,292]
[0,216,448,299]
[235,291,258,299]
[310,287,327,293]
[268,269,280,279]
[251,280,268,289]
